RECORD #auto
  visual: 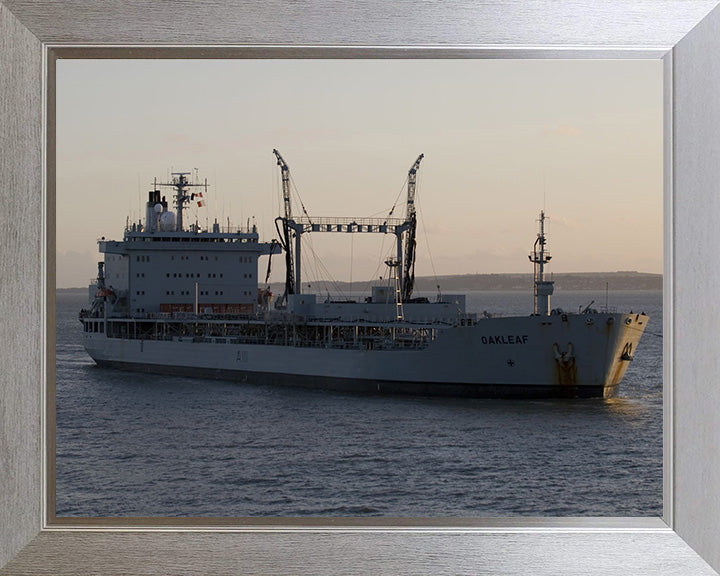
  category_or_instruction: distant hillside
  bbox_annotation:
[268,271,661,294]
[412,271,662,292]
[59,271,662,293]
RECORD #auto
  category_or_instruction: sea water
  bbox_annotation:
[55,289,662,517]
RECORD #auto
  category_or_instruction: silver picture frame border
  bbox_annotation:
[42,45,671,529]
[2,2,720,574]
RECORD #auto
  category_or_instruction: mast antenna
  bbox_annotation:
[154,171,209,232]
[528,210,554,315]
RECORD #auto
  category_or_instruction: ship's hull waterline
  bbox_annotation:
[83,312,648,399]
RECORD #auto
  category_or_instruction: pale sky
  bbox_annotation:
[56,59,662,289]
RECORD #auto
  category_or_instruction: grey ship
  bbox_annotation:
[80,153,648,398]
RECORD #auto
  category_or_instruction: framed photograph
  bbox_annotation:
[2,2,720,575]
[52,56,664,521]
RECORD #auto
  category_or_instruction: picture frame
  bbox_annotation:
[2,1,720,574]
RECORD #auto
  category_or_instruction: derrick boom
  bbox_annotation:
[402,153,423,301]
[273,149,296,303]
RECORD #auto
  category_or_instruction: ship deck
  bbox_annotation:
[80,313,460,351]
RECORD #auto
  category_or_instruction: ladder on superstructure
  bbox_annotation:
[385,257,404,322]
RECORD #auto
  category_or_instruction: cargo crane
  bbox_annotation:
[271,151,424,308]
[401,154,423,301]
[273,149,296,305]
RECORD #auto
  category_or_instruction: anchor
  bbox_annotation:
[553,342,577,386]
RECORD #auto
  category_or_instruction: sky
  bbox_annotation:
[56,59,662,289]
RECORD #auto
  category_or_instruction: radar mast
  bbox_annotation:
[155,172,208,232]
[529,210,554,315]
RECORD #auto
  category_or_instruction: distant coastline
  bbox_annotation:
[407,271,662,292]
[58,271,661,294]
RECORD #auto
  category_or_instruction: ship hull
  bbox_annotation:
[82,312,648,399]
[93,358,613,398]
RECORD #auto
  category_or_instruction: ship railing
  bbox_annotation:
[478,311,503,319]
[79,309,103,320]
[124,224,256,236]
[212,225,255,235]
[191,336,267,344]
[122,312,264,323]
[599,306,618,313]
[298,339,429,351]
[293,216,407,234]
[179,334,434,350]
[169,312,258,321]
[305,316,454,327]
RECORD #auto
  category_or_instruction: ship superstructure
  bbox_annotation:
[80,156,649,399]
[90,172,279,320]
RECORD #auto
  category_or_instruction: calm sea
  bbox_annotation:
[55,289,662,517]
